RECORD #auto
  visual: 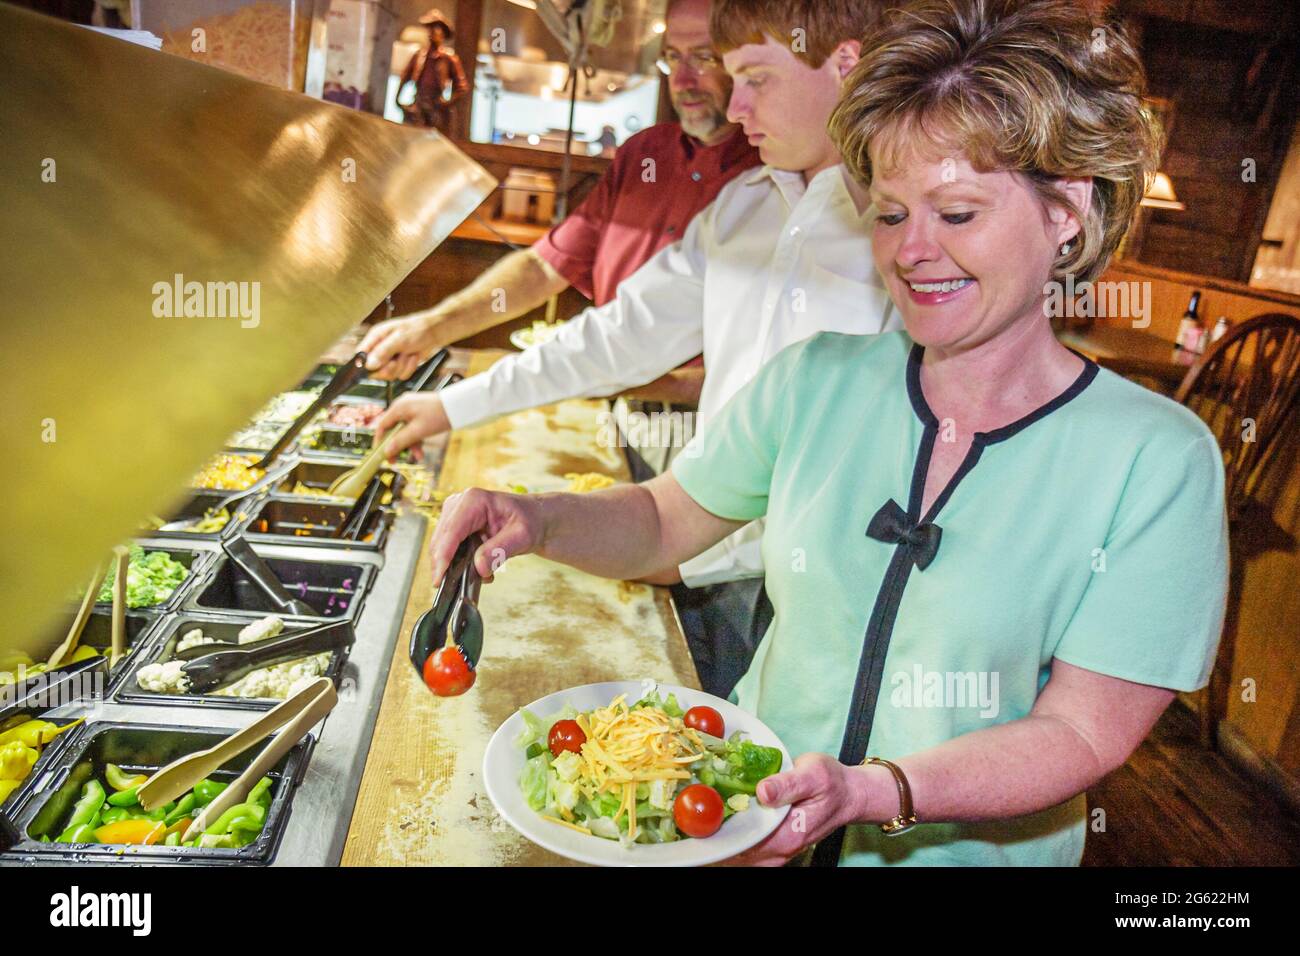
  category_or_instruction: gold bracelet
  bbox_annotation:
[863,756,917,835]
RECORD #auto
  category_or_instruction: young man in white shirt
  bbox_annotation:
[377,0,897,695]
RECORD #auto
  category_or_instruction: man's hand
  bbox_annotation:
[373,392,451,460]
[359,313,444,381]
[727,753,883,866]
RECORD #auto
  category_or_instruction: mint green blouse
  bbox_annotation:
[672,330,1228,866]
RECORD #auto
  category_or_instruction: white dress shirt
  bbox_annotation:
[440,163,900,586]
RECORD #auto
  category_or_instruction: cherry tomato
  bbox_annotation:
[684,705,725,739]
[674,783,725,839]
[548,718,586,757]
[422,645,476,697]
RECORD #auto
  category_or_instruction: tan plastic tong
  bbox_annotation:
[136,676,337,840]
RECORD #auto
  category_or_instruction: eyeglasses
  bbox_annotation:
[656,49,724,76]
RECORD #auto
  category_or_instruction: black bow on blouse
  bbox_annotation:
[866,498,943,571]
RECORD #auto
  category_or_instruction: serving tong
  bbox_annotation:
[221,535,316,617]
[44,547,127,670]
[404,348,451,396]
[254,351,371,469]
[46,564,109,669]
[172,619,355,695]
[332,472,386,540]
[109,545,127,667]
[136,675,337,841]
[409,533,485,678]
[154,484,260,533]
[326,365,464,500]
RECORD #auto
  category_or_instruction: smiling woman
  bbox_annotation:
[423,0,1230,868]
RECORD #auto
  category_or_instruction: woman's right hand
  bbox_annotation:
[359,313,443,381]
[430,488,547,585]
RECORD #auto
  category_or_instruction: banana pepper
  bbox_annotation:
[0,741,38,781]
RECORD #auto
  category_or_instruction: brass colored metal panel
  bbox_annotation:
[0,6,496,649]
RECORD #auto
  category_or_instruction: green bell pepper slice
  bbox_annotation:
[247,777,273,810]
[105,784,142,807]
[164,793,197,826]
[67,779,106,828]
[56,822,99,843]
[204,802,265,837]
[99,806,130,825]
[192,779,227,806]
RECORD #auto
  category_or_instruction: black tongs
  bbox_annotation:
[175,619,355,695]
[409,533,485,676]
[222,535,317,617]
[384,348,450,407]
[255,351,370,468]
[332,472,386,540]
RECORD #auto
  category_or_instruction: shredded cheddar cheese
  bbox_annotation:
[568,695,707,842]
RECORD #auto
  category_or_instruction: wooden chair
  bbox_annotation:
[1173,313,1300,748]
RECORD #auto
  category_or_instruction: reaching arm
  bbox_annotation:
[434,207,713,432]
[361,247,568,381]
[428,473,743,587]
[371,195,717,455]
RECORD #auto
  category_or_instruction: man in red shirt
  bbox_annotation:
[361,0,760,408]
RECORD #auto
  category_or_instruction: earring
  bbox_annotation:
[1060,240,1073,256]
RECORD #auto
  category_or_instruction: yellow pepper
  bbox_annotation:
[68,646,100,664]
[0,741,38,781]
[0,778,20,802]
[93,819,166,845]
[0,720,48,749]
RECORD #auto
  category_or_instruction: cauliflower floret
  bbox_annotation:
[136,660,190,694]
[237,615,285,645]
[215,650,330,700]
[176,628,216,653]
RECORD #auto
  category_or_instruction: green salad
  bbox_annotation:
[96,546,188,608]
[516,690,782,846]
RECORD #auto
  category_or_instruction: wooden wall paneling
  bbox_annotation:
[1132,11,1299,281]
[450,0,482,142]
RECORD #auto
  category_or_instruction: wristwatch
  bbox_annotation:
[864,757,917,835]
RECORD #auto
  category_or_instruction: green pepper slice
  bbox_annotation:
[67,779,107,828]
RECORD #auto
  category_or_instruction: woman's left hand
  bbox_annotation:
[727,753,877,866]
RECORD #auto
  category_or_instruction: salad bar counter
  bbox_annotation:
[3,348,705,867]
[0,357,437,866]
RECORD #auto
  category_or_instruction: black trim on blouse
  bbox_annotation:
[810,342,1099,867]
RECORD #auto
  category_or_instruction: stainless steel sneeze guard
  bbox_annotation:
[0,4,494,647]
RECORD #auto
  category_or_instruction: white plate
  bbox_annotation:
[483,680,792,867]
[508,323,563,350]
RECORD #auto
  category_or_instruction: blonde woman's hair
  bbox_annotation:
[829,0,1163,283]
